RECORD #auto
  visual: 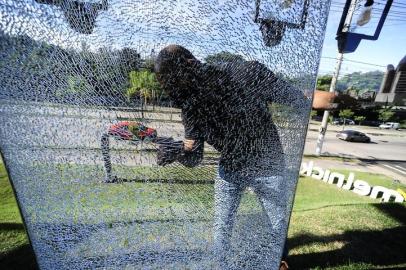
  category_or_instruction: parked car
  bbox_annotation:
[379,122,400,129]
[345,119,355,125]
[332,118,355,125]
[336,130,371,143]
[361,120,381,127]
[311,115,323,121]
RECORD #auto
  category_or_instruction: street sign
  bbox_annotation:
[336,0,393,53]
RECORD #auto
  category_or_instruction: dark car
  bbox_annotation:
[336,130,371,143]
[361,120,380,127]
[332,118,355,125]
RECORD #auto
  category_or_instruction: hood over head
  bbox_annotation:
[155,45,202,107]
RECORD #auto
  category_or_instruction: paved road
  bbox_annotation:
[304,130,406,161]
[304,123,406,182]
[378,161,406,178]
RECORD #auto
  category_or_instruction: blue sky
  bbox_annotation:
[319,0,406,76]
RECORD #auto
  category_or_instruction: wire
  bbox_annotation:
[328,7,406,17]
[376,1,406,8]
[330,1,406,16]
[321,56,388,67]
[328,9,406,22]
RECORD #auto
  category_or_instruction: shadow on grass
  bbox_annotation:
[288,226,406,269]
[0,222,37,270]
[0,244,37,270]
[288,203,406,269]
[373,203,406,225]
[0,222,25,231]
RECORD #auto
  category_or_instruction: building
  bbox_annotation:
[375,55,406,106]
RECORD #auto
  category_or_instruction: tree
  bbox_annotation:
[79,46,140,103]
[315,70,383,99]
[310,110,317,118]
[328,115,334,123]
[316,75,332,91]
[345,85,361,97]
[354,116,366,125]
[119,47,141,73]
[339,109,354,119]
[0,30,135,105]
[401,120,406,129]
[127,70,161,105]
[335,94,359,110]
[336,70,384,93]
[205,52,245,64]
[141,57,156,72]
[339,109,354,129]
[378,108,395,123]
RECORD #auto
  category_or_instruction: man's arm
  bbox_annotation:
[156,138,204,167]
[179,112,204,167]
[234,60,310,109]
[156,112,204,167]
[312,90,359,111]
[178,139,204,167]
[239,61,355,111]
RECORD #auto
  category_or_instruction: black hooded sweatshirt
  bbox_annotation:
[156,49,308,176]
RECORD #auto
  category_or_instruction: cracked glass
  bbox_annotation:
[0,0,330,269]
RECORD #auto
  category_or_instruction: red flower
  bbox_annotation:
[108,121,157,141]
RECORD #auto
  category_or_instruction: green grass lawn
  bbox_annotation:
[0,162,405,270]
[0,162,37,269]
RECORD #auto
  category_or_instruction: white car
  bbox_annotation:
[379,122,400,129]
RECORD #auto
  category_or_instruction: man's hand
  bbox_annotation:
[312,90,358,111]
[156,137,204,167]
[156,138,183,166]
[183,139,195,151]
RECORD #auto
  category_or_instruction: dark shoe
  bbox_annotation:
[104,175,120,183]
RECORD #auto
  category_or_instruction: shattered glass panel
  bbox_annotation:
[0,0,330,269]
[258,0,308,23]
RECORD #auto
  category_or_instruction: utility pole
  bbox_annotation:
[315,0,357,155]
